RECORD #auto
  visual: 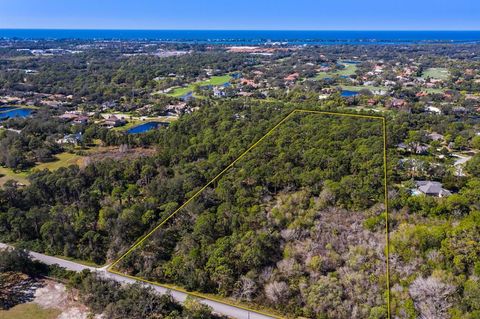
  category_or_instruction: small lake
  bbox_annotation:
[341,60,361,64]
[127,121,169,134]
[341,90,359,97]
[0,108,34,120]
[0,106,17,112]
[180,92,194,101]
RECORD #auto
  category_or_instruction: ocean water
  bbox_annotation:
[1,30,480,45]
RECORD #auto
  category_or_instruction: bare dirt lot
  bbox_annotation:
[0,279,100,319]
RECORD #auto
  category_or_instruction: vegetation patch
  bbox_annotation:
[0,167,29,186]
[111,110,387,318]
[0,303,61,319]
[421,67,450,80]
[34,152,85,171]
[165,75,232,97]
[316,63,358,79]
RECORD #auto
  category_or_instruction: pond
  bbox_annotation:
[180,92,194,101]
[127,121,169,134]
[0,108,34,120]
[0,106,17,112]
[341,90,359,97]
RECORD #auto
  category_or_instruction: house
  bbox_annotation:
[59,112,89,124]
[426,106,442,114]
[102,101,117,110]
[240,78,258,88]
[103,115,126,128]
[428,132,445,142]
[284,73,300,82]
[384,80,397,87]
[390,98,407,108]
[397,143,429,154]
[165,102,188,115]
[57,132,82,145]
[73,115,89,125]
[213,87,226,97]
[452,106,467,114]
[414,181,452,197]
[59,113,79,121]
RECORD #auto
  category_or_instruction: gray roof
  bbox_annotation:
[416,181,451,196]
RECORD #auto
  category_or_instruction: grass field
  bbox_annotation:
[0,167,29,186]
[34,152,84,171]
[316,63,358,79]
[0,152,85,187]
[423,87,446,94]
[421,67,450,80]
[0,304,60,319]
[341,85,388,92]
[165,75,232,97]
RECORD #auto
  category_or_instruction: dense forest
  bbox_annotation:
[116,110,386,317]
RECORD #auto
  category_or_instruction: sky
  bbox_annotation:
[0,0,479,30]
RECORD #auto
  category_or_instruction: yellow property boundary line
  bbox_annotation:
[108,109,391,319]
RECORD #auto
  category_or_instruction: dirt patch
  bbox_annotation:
[32,279,101,319]
[33,281,68,309]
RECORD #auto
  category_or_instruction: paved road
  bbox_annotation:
[0,243,275,319]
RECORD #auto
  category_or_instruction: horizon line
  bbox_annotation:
[1,28,480,32]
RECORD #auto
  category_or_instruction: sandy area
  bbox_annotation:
[32,280,101,319]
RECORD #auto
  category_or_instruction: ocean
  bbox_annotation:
[0,30,480,45]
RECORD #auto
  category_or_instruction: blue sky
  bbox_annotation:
[0,0,478,30]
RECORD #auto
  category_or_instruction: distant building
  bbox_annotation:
[390,98,407,108]
[428,132,445,142]
[57,132,82,145]
[165,102,188,115]
[426,106,442,114]
[397,143,429,155]
[103,115,126,128]
[284,73,300,82]
[414,181,451,197]
[213,87,226,97]
[73,116,89,125]
[59,112,89,124]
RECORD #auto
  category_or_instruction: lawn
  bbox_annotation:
[341,85,388,92]
[423,87,446,94]
[34,152,84,171]
[316,63,358,79]
[0,303,61,319]
[0,152,85,187]
[165,75,232,97]
[0,167,29,186]
[421,67,450,80]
